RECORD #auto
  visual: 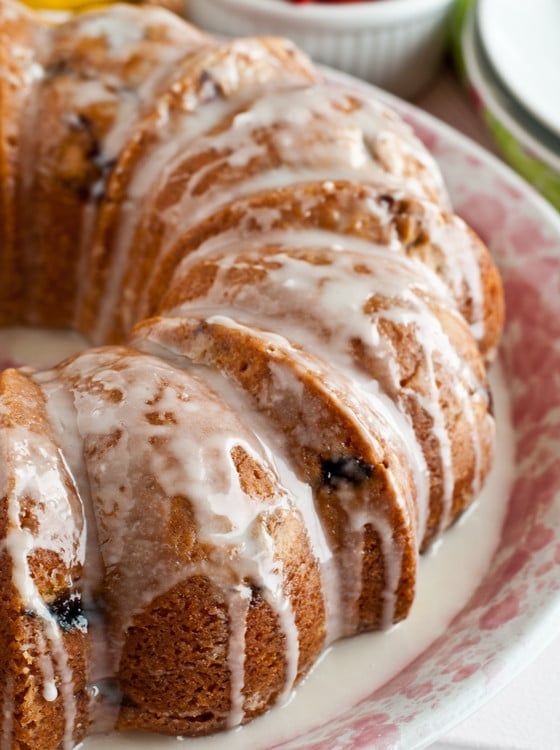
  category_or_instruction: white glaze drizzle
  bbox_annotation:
[225,584,250,728]
[31,348,318,732]
[31,364,117,729]
[102,81,450,339]
[89,37,317,343]
[0,410,83,749]
[156,190,490,534]
[160,241,472,538]
[145,83,446,253]
[197,365,340,644]
[139,181,487,351]
[134,313,419,633]
[208,315,418,630]
[44,5,210,323]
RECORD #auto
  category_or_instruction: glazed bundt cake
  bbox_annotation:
[0,0,504,747]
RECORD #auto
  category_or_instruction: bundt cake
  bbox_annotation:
[0,0,504,747]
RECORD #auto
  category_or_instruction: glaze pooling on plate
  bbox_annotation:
[0,328,86,369]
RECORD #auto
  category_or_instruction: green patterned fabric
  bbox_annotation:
[451,0,477,79]
[484,111,560,210]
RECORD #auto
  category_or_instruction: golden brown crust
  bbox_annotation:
[78,36,318,340]
[145,181,503,358]
[146,236,495,549]
[19,4,210,329]
[38,347,327,739]
[116,504,325,736]
[133,315,419,632]
[0,0,43,327]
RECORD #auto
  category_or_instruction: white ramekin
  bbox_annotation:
[186,0,455,98]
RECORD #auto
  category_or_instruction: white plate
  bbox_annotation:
[8,76,560,750]
[478,0,560,138]
[465,8,560,173]
[457,7,560,210]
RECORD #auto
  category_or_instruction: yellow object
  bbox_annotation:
[21,0,182,17]
[22,0,116,10]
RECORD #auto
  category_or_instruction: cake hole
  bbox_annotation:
[249,584,263,608]
[486,385,494,417]
[320,456,375,488]
[119,692,139,709]
[48,591,87,633]
[193,712,215,724]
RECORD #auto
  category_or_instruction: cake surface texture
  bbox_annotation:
[0,1,504,747]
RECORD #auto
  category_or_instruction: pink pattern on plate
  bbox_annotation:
[479,593,521,631]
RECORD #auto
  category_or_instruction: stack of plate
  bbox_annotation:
[456,0,560,210]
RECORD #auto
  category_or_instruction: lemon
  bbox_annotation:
[22,0,116,10]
